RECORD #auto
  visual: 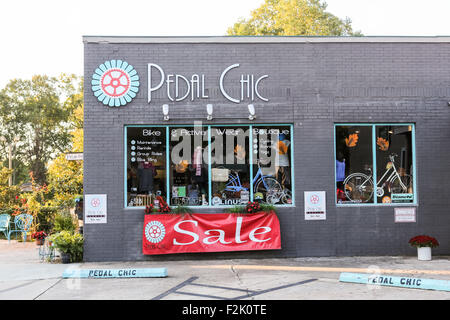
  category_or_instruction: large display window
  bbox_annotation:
[335,124,415,205]
[126,127,167,207]
[125,124,294,208]
[210,126,250,206]
[252,126,293,204]
[169,126,209,206]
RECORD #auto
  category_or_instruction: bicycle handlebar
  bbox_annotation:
[389,153,398,160]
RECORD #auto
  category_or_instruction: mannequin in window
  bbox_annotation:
[127,167,138,192]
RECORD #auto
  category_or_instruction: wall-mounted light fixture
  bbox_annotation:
[206,104,213,121]
[248,104,255,120]
[162,104,169,121]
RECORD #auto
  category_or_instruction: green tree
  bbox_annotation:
[0,74,80,185]
[227,0,361,36]
[47,80,83,208]
[0,166,21,209]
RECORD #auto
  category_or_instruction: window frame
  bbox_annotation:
[124,124,295,209]
[334,123,417,207]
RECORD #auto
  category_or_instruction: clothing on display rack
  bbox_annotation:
[276,133,291,187]
[277,134,291,167]
[193,146,202,176]
[138,161,157,193]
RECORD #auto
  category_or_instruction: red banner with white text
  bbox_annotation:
[143,211,281,255]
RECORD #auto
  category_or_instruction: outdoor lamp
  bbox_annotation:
[162,104,169,121]
[248,104,255,120]
[206,104,213,120]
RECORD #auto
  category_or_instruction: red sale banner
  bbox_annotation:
[143,211,281,255]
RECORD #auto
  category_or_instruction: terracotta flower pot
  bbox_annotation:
[35,238,44,246]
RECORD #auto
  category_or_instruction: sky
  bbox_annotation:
[1,0,450,89]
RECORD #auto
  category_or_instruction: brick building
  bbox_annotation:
[83,36,450,261]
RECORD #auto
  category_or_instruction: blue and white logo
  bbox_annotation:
[91,59,139,107]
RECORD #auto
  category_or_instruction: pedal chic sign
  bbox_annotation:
[143,212,281,255]
[91,60,269,107]
[148,63,269,104]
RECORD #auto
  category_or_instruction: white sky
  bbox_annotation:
[1,0,450,89]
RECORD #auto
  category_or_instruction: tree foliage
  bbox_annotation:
[0,74,81,185]
[227,0,361,36]
[0,166,21,209]
[47,82,83,208]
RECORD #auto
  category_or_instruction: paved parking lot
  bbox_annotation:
[0,240,449,301]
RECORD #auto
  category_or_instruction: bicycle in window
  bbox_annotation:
[343,153,413,203]
[219,160,292,204]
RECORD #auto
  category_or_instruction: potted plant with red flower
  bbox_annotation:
[144,204,155,214]
[158,203,171,213]
[156,196,171,213]
[31,231,47,246]
[408,235,439,261]
[245,201,261,214]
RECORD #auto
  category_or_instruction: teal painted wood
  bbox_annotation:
[0,214,10,238]
[249,124,254,202]
[289,124,295,206]
[62,268,168,279]
[339,272,450,292]
[207,126,212,205]
[166,126,170,206]
[372,125,378,204]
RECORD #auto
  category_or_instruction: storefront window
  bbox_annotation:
[210,126,250,206]
[126,127,167,207]
[169,126,209,206]
[375,125,414,204]
[335,125,374,204]
[125,124,294,208]
[252,126,293,204]
[335,124,415,205]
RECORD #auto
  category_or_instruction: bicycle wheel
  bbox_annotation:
[390,174,413,194]
[281,189,292,204]
[254,177,283,204]
[343,173,374,203]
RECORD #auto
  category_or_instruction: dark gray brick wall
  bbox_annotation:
[84,39,450,261]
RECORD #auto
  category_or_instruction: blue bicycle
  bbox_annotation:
[220,161,291,204]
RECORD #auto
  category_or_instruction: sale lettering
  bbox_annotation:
[173,217,272,245]
[143,212,281,255]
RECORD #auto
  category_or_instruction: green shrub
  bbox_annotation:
[36,206,58,233]
[53,212,76,233]
[226,205,245,214]
[172,205,193,214]
[259,203,276,213]
[49,231,84,262]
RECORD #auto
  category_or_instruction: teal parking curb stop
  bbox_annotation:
[62,268,168,279]
[339,272,450,292]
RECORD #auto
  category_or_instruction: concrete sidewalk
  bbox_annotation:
[0,240,449,300]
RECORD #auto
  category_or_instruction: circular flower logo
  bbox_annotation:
[145,221,166,244]
[91,59,139,107]
[310,195,319,204]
